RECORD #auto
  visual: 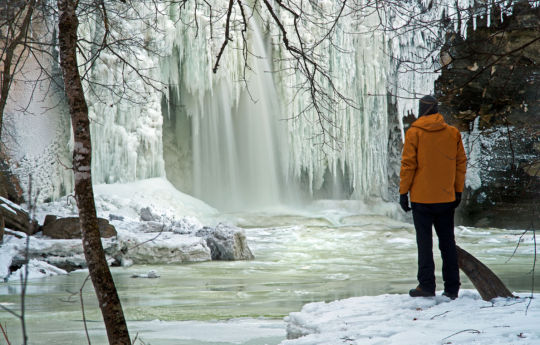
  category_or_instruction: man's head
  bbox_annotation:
[418,95,439,117]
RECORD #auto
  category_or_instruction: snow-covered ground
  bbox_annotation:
[282,291,539,345]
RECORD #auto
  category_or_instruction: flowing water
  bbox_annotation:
[1,207,537,345]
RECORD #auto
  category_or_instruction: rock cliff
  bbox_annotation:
[435,1,539,229]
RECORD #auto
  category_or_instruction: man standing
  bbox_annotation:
[399,95,467,299]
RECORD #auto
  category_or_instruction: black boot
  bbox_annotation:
[442,291,458,300]
[409,285,435,297]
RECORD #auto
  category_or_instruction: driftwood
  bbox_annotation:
[456,245,515,301]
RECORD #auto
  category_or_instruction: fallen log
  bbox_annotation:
[0,196,38,235]
[456,245,515,301]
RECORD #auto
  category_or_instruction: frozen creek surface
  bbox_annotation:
[1,206,538,345]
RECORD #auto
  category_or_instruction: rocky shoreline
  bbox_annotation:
[1,201,253,281]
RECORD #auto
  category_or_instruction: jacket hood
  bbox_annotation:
[411,113,447,132]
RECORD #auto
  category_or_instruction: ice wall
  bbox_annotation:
[77,3,168,184]
[272,4,390,200]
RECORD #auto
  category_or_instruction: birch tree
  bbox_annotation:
[56,0,131,343]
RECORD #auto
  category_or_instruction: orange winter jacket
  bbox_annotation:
[399,113,467,203]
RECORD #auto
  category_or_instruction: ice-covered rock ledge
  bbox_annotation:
[0,218,253,281]
[282,291,539,345]
[0,178,253,281]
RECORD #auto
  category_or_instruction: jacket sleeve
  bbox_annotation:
[455,131,467,193]
[399,129,418,195]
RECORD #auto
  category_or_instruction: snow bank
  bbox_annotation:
[282,291,539,345]
[92,177,218,222]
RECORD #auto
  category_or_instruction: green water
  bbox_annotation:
[0,212,537,344]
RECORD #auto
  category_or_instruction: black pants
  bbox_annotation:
[412,202,460,294]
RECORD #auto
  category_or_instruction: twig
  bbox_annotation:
[505,229,529,264]
[430,310,450,319]
[79,275,92,345]
[526,228,536,314]
[442,329,481,340]
[213,0,235,73]
[126,224,166,252]
[0,322,11,345]
[131,332,139,345]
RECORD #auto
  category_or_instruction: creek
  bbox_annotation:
[0,206,536,344]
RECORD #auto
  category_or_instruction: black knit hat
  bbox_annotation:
[418,95,439,117]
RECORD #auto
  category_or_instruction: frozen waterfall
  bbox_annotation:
[9,0,532,207]
[161,2,391,209]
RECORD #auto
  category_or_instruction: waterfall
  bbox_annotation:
[164,23,290,210]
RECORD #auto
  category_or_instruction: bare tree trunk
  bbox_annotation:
[457,245,515,301]
[56,0,130,344]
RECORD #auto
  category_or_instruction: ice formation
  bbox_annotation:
[77,2,169,184]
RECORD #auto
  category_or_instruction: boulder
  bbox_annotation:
[43,214,57,227]
[140,206,159,221]
[196,223,254,260]
[109,213,124,221]
[42,216,117,239]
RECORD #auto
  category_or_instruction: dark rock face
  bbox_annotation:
[43,216,117,239]
[435,2,539,229]
[0,151,24,205]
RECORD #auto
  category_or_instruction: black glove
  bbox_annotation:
[454,192,462,208]
[400,194,411,212]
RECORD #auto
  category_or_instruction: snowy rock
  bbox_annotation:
[116,229,211,264]
[196,223,254,261]
[134,220,166,233]
[42,216,117,239]
[131,269,160,278]
[109,213,124,221]
[140,206,159,222]
[8,259,68,281]
[5,235,118,273]
[170,216,203,234]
